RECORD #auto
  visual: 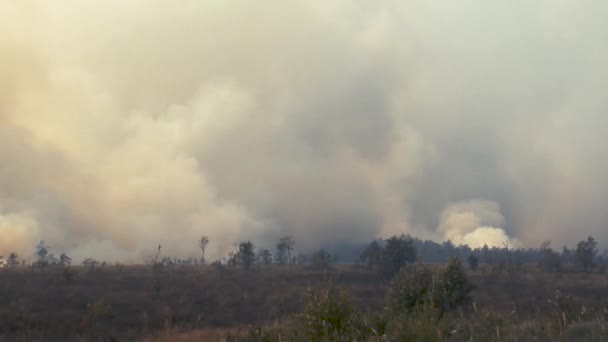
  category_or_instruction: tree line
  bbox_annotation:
[0,234,604,275]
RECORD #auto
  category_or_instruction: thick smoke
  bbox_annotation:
[1,1,608,261]
[438,200,521,248]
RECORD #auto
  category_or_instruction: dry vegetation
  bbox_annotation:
[1,262,608,341]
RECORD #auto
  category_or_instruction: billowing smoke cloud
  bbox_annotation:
[1,1,608,261]
[438,200,521,248]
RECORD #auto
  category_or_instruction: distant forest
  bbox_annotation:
[1,234,604,275]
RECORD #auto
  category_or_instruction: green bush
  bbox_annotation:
[299,286,355,340]
[385,263,434,316]
[431,257,473,318]
[386,258,473,321]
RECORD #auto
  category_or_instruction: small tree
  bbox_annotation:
[431,257,473,319]
[538,240,561,273]
[300,286,355,339]
[33,240,50,269]
[59,252,72,267]
[360,240,382,270]
[227,251,238,271]
[576,236,598,272]
[561,246,573,265]
[385,263,434,315]
[276,236,295,265]
[311,248,332,270]
[7,252,19,268]
[199,236,209,264]
[382,234,417,276]
[82,258,99,272]
[257,248,273,266]
[237,241,256,270]
[146,245,163,272]
[467,254,479,270]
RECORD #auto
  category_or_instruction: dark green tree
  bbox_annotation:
[59,252,72,267]
[276,236,295,265]
[385,263,434,315]
[34,240,50,269]
[382,234,417,276]
[431,257,473,319]
[538,240,561,273]
[360,240,382,270]
[238,241,256,270]
[7,252,19,268]
[467,254,479,270]
[257,248,273,266]
[300,286,355,339]
[576,236,598,272]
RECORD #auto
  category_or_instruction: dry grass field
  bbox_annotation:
[1,263,607,341]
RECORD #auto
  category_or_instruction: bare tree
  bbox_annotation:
[199,236,209,264]
[147,245,163,272]
[146,245,164,295]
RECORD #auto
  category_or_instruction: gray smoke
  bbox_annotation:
[1,1,608,262]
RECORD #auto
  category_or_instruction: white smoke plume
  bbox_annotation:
[1,1,608,261]
[438,200,521,248]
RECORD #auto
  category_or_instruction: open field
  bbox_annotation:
[1,264,607,341]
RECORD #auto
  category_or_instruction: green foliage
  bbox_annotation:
[82,258,100,273]
[276,236,296,265]
[431,257,473,317]
[7,252,19,268]
[33,240,50,269]
[382,234,417,276]
[385,263,434,315]
[538,240,562,272]
[576,236,598,272]
[360,240,382,270]
[238,241,256,270]
[59,252,72,267]
[257,248,273,266]
[386,258,473,322]
[299,286,355,340]
[467,254,479,270]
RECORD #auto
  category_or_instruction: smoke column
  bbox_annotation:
[1,1,608,261]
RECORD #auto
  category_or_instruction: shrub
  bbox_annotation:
[385,263,434,315]
[431,257,473,318]
[299,286,355,340]
[310,249,333,270]
[386,258,473,321]
[382,234,417,276]
[467,254,479,270]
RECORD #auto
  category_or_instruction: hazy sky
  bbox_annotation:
[1,1,607,261]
